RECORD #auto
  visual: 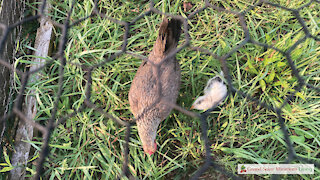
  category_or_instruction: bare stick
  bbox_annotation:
[9,2,53,179]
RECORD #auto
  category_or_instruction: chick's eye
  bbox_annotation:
[196,100,203,104]
[216,77,222,82]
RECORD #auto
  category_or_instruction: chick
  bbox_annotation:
[191,71,227,110]
[128,18,181,155]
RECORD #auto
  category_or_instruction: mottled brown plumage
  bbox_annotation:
[128,18,181,155]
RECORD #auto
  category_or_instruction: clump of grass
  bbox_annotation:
[2,0,319,179]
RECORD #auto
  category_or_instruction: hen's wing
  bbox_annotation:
[129,60,180,119]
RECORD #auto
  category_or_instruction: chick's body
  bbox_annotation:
[191,72,227,110]
[128,18,181,155]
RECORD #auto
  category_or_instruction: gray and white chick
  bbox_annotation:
[191,71,227,110]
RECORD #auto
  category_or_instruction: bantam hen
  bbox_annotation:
[128,18,182,155]
[191,71,227,110]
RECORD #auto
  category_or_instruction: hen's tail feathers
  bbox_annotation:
[155,18,182,55]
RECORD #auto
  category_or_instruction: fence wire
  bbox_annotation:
[0,0,319,179]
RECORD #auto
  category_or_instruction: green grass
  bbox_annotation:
[2,0,320,179]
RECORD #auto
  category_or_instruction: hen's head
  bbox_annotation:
[137,119,160,155]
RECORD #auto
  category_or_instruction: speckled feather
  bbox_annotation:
[128,18,181,155]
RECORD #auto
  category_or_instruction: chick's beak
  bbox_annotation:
[190,105,194,110]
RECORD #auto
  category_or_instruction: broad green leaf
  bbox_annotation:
[26,167,36,175]
[276,61,286,68]
[273,81,282,86]
[27,153,39,163]
[265,34,271,43]
[219,39,227,49]
[246,56,259,74]
[282,81,289,89]
[263,57,277,66]
[266,69,275,83]
[0,166,14,172]
[295,92,306,101]
[294,128,314,139]
[290,135,305,144]
[242,133,273,147]
[3,151,11,166]
[259,80,266,91]
[221,121,228,129]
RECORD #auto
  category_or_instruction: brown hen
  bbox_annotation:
[128,18,182,155]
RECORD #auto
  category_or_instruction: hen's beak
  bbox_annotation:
[190,105,194,110]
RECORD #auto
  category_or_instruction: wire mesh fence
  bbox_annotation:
[0,0,319,179]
